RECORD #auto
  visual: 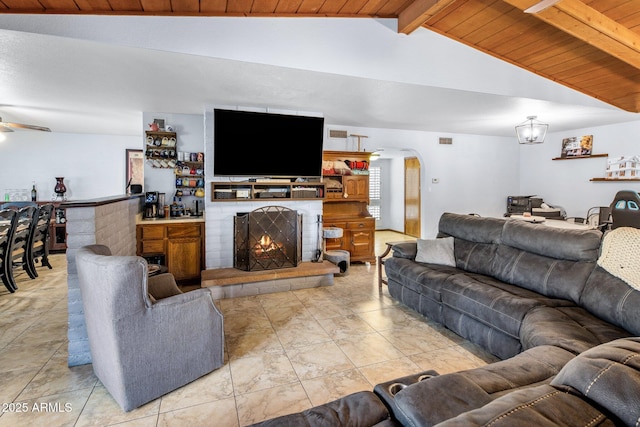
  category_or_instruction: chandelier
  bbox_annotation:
[515,116,548,144]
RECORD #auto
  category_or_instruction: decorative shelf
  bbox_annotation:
[590,178,640,182]
[552,153,608,160]
[211,181,325,201]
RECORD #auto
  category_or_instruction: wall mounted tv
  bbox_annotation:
[213,109,325,178]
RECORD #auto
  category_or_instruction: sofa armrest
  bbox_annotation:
[392,242,417,260]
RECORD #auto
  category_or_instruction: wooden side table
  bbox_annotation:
[378,241,414,290]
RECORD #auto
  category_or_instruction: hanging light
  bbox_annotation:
[515,116,548,144]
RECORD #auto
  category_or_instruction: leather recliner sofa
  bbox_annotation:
[251,213,640,426]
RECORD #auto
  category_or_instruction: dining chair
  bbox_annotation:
[24,204,54,279]
[0,209,19,292]
[9,206,37,287]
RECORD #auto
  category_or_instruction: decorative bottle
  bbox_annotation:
[31,182,37,201]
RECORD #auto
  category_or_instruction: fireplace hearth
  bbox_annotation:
[234,206,302,271]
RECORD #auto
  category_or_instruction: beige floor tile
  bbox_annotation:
[301,368,371,406]
[158,397,238,427]
[409,346,486,375]
[357,357,422,386]
[274,320,333,349]
[286,341,355,380]
[229,353,298,395]
[0,387,91,427]
[0,340,63,373]
[2,236,503,426]
[225,330,284,360]
[235,383,311,426]
[74,384,160,427]
[357,307,419,331]
[336,333,406,367]
[159,364,234,413]
[316,313,377,340]
[0,367,41,406]
[18,351,97,400]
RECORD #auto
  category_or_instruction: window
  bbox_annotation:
[369,166,381,220]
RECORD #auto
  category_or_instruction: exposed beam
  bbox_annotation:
[398,0,457,35]
[504,0,640,70]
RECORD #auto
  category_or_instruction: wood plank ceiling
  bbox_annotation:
[1,0,639,113]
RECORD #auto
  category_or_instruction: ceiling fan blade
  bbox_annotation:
[0,117,51,132]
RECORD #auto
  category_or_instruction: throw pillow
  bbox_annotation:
[415,237,456,267]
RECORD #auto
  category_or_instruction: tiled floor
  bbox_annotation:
[0,231,498,426]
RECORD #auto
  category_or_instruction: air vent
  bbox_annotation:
[329,129,348,139]
[439,137,453,145]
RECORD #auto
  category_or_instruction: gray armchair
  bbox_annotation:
[75,244,224,411]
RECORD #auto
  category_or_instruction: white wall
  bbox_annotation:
[1,131,138,200]
[519,120,640,218]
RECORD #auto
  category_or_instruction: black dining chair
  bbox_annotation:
[0,209,19,292]
[9,206,37,288]
[24,204,54,279]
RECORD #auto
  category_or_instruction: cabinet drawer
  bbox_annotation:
[167,224,201,238]
[346,219,374,230]
[140,225,165,240]
[141,240,165,254]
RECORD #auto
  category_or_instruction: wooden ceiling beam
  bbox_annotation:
[397,0,457,34]
[504,0,640,70]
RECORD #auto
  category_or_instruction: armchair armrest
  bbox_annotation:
[148,273,183,300]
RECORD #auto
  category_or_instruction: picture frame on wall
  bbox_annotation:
[126,149,144,194]
[561,135,593,157]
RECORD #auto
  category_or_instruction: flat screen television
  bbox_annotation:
[213,109,325,178]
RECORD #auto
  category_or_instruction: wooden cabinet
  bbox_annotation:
[322,151,375,263]
[136,221,204,283]
[35,201,66,252]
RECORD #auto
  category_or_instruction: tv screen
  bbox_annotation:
[213,109,325,178]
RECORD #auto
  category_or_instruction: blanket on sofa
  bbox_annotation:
[598,226,640,291]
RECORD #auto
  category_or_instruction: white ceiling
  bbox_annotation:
[0,15,638,137]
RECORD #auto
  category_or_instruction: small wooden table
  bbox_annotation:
[378,240,415,290]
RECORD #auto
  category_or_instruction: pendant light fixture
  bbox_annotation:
[515,116,548,144]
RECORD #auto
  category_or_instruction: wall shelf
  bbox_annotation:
[552,153,608,160]
[590,178,640,182]
[211,181,325,201]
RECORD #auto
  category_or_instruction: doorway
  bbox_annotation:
[404,157,421,237]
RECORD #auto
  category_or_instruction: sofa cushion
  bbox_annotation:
[501,219,602,262]
[438,213,505,244]
[391,345,575,427]
[415,237,455,266]
[433,384,619,427]
[384,256,461,301]
[248,391,392,427]
[581,267,640,337]
[441,273,571,340]
[391,242,417,260]
[491,244,596,305]
[551,337,640,427]
[439,213,504,276]
[520,306,632,355]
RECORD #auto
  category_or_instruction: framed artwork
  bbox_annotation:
[126,149,144,192]
[561,135,593,157]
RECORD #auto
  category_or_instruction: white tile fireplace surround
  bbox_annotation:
[205,200,324,270]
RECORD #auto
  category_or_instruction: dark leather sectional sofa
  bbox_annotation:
[251,213,640,426]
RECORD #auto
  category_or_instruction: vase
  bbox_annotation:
[54,177,67,196]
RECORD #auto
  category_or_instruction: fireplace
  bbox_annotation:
[234,206,302,271]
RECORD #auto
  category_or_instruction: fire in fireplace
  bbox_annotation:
[234,206,302,271]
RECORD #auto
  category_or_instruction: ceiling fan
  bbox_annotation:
[0,116,51,132]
